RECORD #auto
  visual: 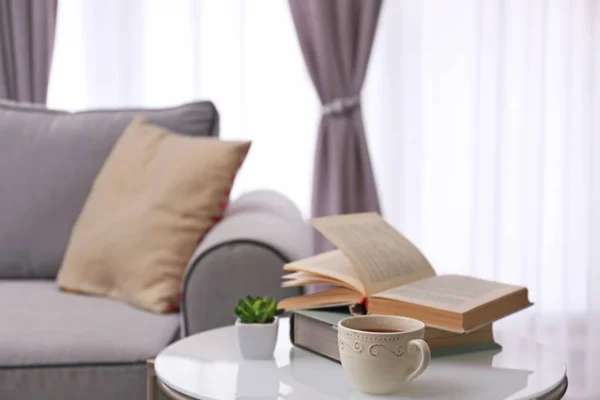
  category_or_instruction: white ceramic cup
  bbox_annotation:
[338,315,431,395]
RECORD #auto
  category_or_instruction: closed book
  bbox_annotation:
[290,308,501,363]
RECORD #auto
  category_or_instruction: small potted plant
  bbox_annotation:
[234,296,283,360]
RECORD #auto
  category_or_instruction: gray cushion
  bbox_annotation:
[0,281,179,367]
[0,100,218,278]
[0,364,148,400]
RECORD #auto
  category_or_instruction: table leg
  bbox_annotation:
[146,359,158,400]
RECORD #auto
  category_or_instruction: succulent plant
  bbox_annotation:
[234,296,283,324]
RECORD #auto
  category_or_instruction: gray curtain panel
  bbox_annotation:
[289,0,383,254]
[0,0,58,103]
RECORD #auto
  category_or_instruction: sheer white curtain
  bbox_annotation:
[366,0,600,319]
[49,0,599,316]
[48,0,319,217]
[364,3,599,396]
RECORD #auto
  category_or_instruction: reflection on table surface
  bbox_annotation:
[497,311,600,400]
[279,342,546,400]
[157,316,582,400]
[215,348,537,400]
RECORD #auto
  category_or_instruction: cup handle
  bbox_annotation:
[406,339,431,382]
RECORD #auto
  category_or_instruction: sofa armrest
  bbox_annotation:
[180,190,311,336]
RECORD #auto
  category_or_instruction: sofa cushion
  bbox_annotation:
[57,118,250,313]
[0,364,149,400]
[0,281,179,367]
[0,100,218,279]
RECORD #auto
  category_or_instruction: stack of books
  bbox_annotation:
[290,308,498,361]
[277,213,532,360]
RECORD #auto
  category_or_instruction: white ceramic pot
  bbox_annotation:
[235,317,279,360]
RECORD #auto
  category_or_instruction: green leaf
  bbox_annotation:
[241,302,256,322]
[257,311,267,324]
[234,306,242,318]
[264,300,275,315]
[252,299,262,313]
[241,301,254,313]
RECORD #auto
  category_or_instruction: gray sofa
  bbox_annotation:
[0,100,309,400]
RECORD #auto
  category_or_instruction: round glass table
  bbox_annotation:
[149,318,567,400]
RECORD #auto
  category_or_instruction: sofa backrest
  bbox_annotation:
[0,100,219,279]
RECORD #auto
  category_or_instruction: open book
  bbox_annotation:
[278,213,532,333]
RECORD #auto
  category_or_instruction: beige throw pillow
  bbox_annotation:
[57,117,250,313]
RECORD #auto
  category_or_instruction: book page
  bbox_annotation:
[277,287,362,310]
[374,275,525,313]
[281,277,358,291]
[311,213,436,294]
[281,271,357,291]
[283,250,365,295]
[282,272,303,280]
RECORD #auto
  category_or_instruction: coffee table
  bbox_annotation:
[148,318,567,400]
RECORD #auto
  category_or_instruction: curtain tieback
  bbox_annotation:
[322,95,360,116]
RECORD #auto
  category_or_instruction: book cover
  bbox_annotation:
[290,308,502,363]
